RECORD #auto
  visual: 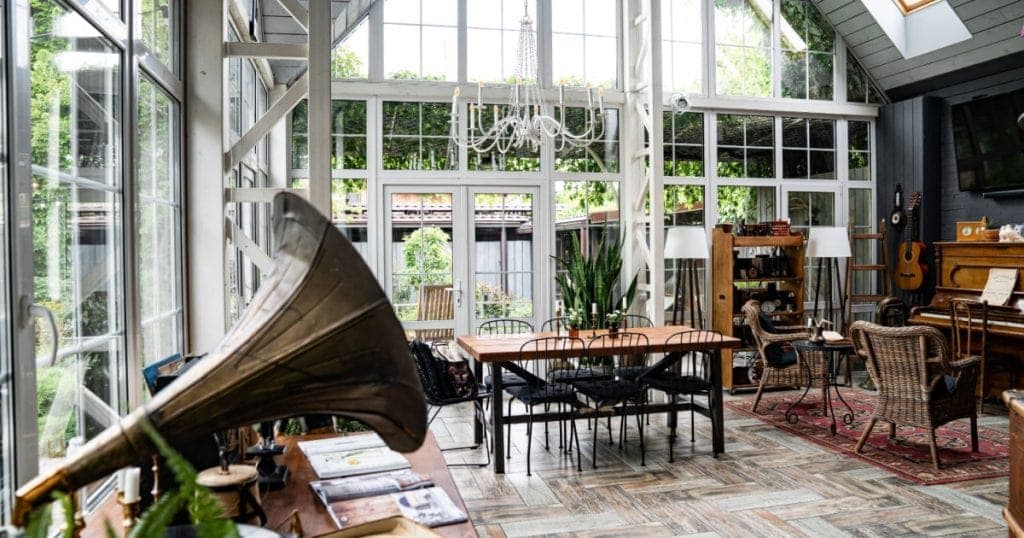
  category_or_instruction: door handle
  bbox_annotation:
[21,296,59,367]
[444,280,463,308]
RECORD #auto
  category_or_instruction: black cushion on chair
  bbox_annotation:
[549,366,612,384]
[613,365,645,380]
[484,372,528,389]
[758,312,778,333]
[643,373,711,395]
[505,384,577,406]
[764,346,797,368]
[573,380,639,406]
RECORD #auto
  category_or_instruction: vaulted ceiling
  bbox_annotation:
[815,0,1024,93]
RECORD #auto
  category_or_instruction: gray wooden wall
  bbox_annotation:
[876,66,1024,305]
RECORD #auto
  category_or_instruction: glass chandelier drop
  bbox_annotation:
[449,0,606,155]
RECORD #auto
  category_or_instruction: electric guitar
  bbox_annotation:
[894,191,926,291]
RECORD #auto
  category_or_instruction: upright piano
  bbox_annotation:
[908,241,1024,401]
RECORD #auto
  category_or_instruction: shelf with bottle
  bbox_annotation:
[733,276,803,284]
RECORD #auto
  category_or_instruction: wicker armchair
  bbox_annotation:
[742,300,812,412]
[849,321,980,470]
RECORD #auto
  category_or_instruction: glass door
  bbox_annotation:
[384,187,540,341]
[0,0,12,520]
[385,188,465,342]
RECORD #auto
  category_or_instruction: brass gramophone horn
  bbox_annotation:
[13,193,427,526]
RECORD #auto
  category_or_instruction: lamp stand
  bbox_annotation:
[812,257,846,333]
[672,259,683,325]
[687,259,703,329]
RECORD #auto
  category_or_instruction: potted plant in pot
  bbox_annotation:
[566,307,584,338]
[552,230,638,331]
[605,309,623,338]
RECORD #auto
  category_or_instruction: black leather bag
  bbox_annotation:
[410,340,478,403]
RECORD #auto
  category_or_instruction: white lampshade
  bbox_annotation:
[665,226,709,259]
[806,227,852,258]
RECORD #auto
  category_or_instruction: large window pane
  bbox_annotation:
[849,120,871,181]
[662,0,703,95]
[664,185,705,323]
[136,0,175,72]
[849,188,873,295]
[467,0,537,83]
[554,108,620,173]
[382,101,458,170]
[390,193,455,328]
[780,0,834,100]
[474,194,535,321]
[663,110,704,177]
[715,0,772,97]
[137,76,183,367]
[291,100,368,170]
[384,0,457,80]
[333,16,369,79]
[781,117,835,179]
[0,3,9,523]
[716,185,775,225]
[30,1,125,482]
[552,0,618,87]
[554,180,621,303]
[716,114,774,178]
[846,57,885,104]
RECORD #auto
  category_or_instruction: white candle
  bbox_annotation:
[451,86,460,117]
[598,86,604,114]
[622,296,627,310]
[477,81,483,109]
[469,104,475,131]
[591,303,598,316]
[586,84,594,108]
[559,85,565,107]
[123,467,141,503]
[116,468,126,492]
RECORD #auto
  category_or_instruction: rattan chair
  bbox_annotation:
[742,300,812,412]
[849,321,980,470]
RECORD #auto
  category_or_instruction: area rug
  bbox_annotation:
[727,389,1009,485]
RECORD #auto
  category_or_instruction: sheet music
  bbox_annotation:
[980,268,1019,306]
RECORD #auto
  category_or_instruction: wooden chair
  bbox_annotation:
[415,284,454,343]
[742,300,812,413]
[849,321,980,470]
[950,299,988,412]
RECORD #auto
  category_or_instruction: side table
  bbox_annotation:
[789,340,856,434]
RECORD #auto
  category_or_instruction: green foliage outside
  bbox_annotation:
[401,228,453,290]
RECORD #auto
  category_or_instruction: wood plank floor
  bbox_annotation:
[431,387,1010,537]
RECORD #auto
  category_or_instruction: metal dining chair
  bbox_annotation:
[503,336,583,476]
[478,319,534,392]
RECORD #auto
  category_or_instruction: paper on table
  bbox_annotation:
[980,268,1019,306]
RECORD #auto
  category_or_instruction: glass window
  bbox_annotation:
[467,0,537,83]
[849,120,871,180]
[552,0,618,87]
[849,188,873,295]
[715,0,772,97]
[382,101,458,170]
[333,179,369,261]
[469,103,542,171]
[716,114,774,178]
[242,60,255,135]
[662,0,703,95]
[136,76,184,366]
[0,4,9,524]
[390,193,455,323]
[716,185,775,224]
[846,58,884,104]
[663,111,704,177]
[383,0,457,80]
[136,0,175,71]
[474,193,535,321]
[781,117,835,179]
[554,107,620,173]
[664,185,706,324]
[554,180,621,300]
[788,190,835,229]
[228,30,241,136]
[334,16,369,79]
[30,1,125,486]
[291,100,368,170]
[780,0,834,100]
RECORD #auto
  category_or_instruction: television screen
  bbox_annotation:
[951,88,1024,192]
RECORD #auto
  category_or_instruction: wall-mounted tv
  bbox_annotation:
[951,87,1024,193]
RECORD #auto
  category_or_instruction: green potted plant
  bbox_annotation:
[553,230,637,330]
[566,307,584,338]
[605,309,623,338]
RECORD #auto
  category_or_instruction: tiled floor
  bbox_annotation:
[432,387,1010,537]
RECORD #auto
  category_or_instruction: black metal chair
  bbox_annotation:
[622,314,653,329]
[570,332,651,469]
[640,330,722,462]
[503,336,583,476]
[409,340,492,467]
[478,319,534,391]
[540,317,570,332]
[613,315,654,381]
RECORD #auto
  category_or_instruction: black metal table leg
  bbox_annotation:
[490,362,505,473]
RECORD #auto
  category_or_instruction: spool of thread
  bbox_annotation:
[196,465,265,525]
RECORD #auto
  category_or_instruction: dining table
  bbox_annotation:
[455,326,741,473]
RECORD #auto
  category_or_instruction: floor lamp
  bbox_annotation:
[807,227,852,332]
[665,227,709,328]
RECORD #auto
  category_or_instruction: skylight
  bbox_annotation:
[893,0,940,15]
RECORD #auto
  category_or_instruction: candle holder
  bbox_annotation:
[118,491,140,534]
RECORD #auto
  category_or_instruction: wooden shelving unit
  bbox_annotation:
[712,229,806,392]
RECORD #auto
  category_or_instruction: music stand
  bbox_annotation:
[807,227,852,332]
[665,227,709,328]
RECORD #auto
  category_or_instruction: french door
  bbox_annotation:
[384,186,540,341]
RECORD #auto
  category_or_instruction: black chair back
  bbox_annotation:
[623,314,653,329]
[586,332,650,379]
[540,317,570,332]
[477,318,534,335]
[410,340,478,406]
[641,329,722,381]
[515,336,585,386]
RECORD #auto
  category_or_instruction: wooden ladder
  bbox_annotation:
[845,219,892,323]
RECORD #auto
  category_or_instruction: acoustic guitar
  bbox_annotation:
[894,191,926,291]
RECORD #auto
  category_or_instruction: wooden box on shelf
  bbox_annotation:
[711,229,806,392]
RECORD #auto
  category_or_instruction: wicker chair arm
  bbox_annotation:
[774,325,811,332]
[760,331,811,344]
[947,355,981,371]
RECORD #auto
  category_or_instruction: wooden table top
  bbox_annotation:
[457,326,741,363]
[261,432,475,538]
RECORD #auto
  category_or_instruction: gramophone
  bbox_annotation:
[12,193,428,526]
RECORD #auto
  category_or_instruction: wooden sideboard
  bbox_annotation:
[1006,390,1024,537]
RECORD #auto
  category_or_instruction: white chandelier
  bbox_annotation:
[449,0,606,155]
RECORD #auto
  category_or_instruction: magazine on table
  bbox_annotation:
[309,469,433,504]
[298,433,386,456]
[327,486,467,530]
[307,445,410,479]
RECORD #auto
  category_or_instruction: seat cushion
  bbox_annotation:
[614,365,645,380]
[505,384,577,406]
[573,380,640,406]
[764,345,797,368]
[549,367,612,384]
[759,312,778,333]
[484,372,528,388]
[643,373,710,395]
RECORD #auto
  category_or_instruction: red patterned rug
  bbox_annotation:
[727,388,1009,485]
